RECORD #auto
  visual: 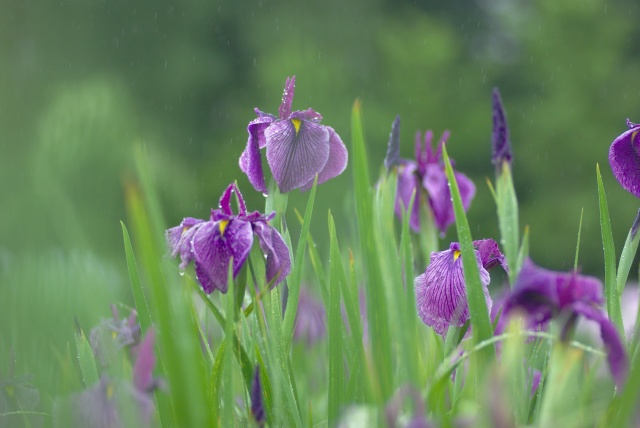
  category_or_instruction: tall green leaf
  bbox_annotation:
[596,164,625,341]
[442,146,494,360]
[350,100,392,400]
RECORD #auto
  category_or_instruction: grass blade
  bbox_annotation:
[442,145,494,360]
[350,100,392,400]
[616,209,640,295]
[596,164,625,341]
[328,211,345,425]
[73,322,99,387]
[121,221,153,334]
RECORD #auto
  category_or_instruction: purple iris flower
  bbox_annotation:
[384,116,476,235]
[491,87,513,169]
[239,76,348,194]
[90,304,141,366]
[415,239,508,336]
[609,119,640,198]
[504,259,628,389]
[54,329,161,428]
[166,183,291,294]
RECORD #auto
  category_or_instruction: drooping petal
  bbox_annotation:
[423,164,455,236]
[133,329,156,393]
[415,243,491,336]
[505,259,560,324]
[299,126,348,191]
[561,271,604,308]
[240,116,274,194]
[455,170,476,212]
[491,87,513,167]
[265,118,330,193]
[165,218,205,270]
[253,221,291,287]
[278,76,295,120]
[473,238,508,272]
[573,302,628,389]
[384,115,401,171]
[395,160,421,232]
[608,119,640,198]
[191,219,253,293]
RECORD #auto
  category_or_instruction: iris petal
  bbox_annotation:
[265,119,330,193]
[415,244,491,336]
[240,116,274,194]
[192,219,253,293]
[299,127,348,191]
[609,121,640,198]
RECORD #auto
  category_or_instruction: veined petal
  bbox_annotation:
[300,127,348,191]
[165,218,206,270]
[240,117,274,194]
[609,120,640,198]
[415,243,491,336]
[265,119,330,193]
[573,302,628,390]
[278,76,295,120]
[253,221,291,287]
[395,161,421,232]
[192,219,253,294]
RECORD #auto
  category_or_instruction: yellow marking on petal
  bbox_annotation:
[633,130,639,142]
[107,384,114,400]
[453,250,461,261]
[219,220,229,235]
[291,119,301,136]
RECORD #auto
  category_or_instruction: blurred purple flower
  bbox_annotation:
[55,329,160,428]
[505,259,628,389]
[250,367,265,426]
[166,183,291,294]
[384,116,476,235]
[239,76,348,194]
[609,119,640,198]
[415,239,507,336]
[491,88,513,169]
[90,304,141,366]
[293,289,326,345]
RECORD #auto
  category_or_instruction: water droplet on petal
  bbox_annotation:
[262,193,268,197]
[179,271,185,277]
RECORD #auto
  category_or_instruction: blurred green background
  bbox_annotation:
[1,0,640,413]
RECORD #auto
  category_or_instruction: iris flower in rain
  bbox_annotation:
[504,259,628,389]
[384,115,475,235]
[415,239,507,336]
[166,183,291,294]
[239,76,348,194]
[609,118,640,198]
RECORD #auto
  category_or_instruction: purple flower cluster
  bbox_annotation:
[166,183,291,294]
[384,116,476,235]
